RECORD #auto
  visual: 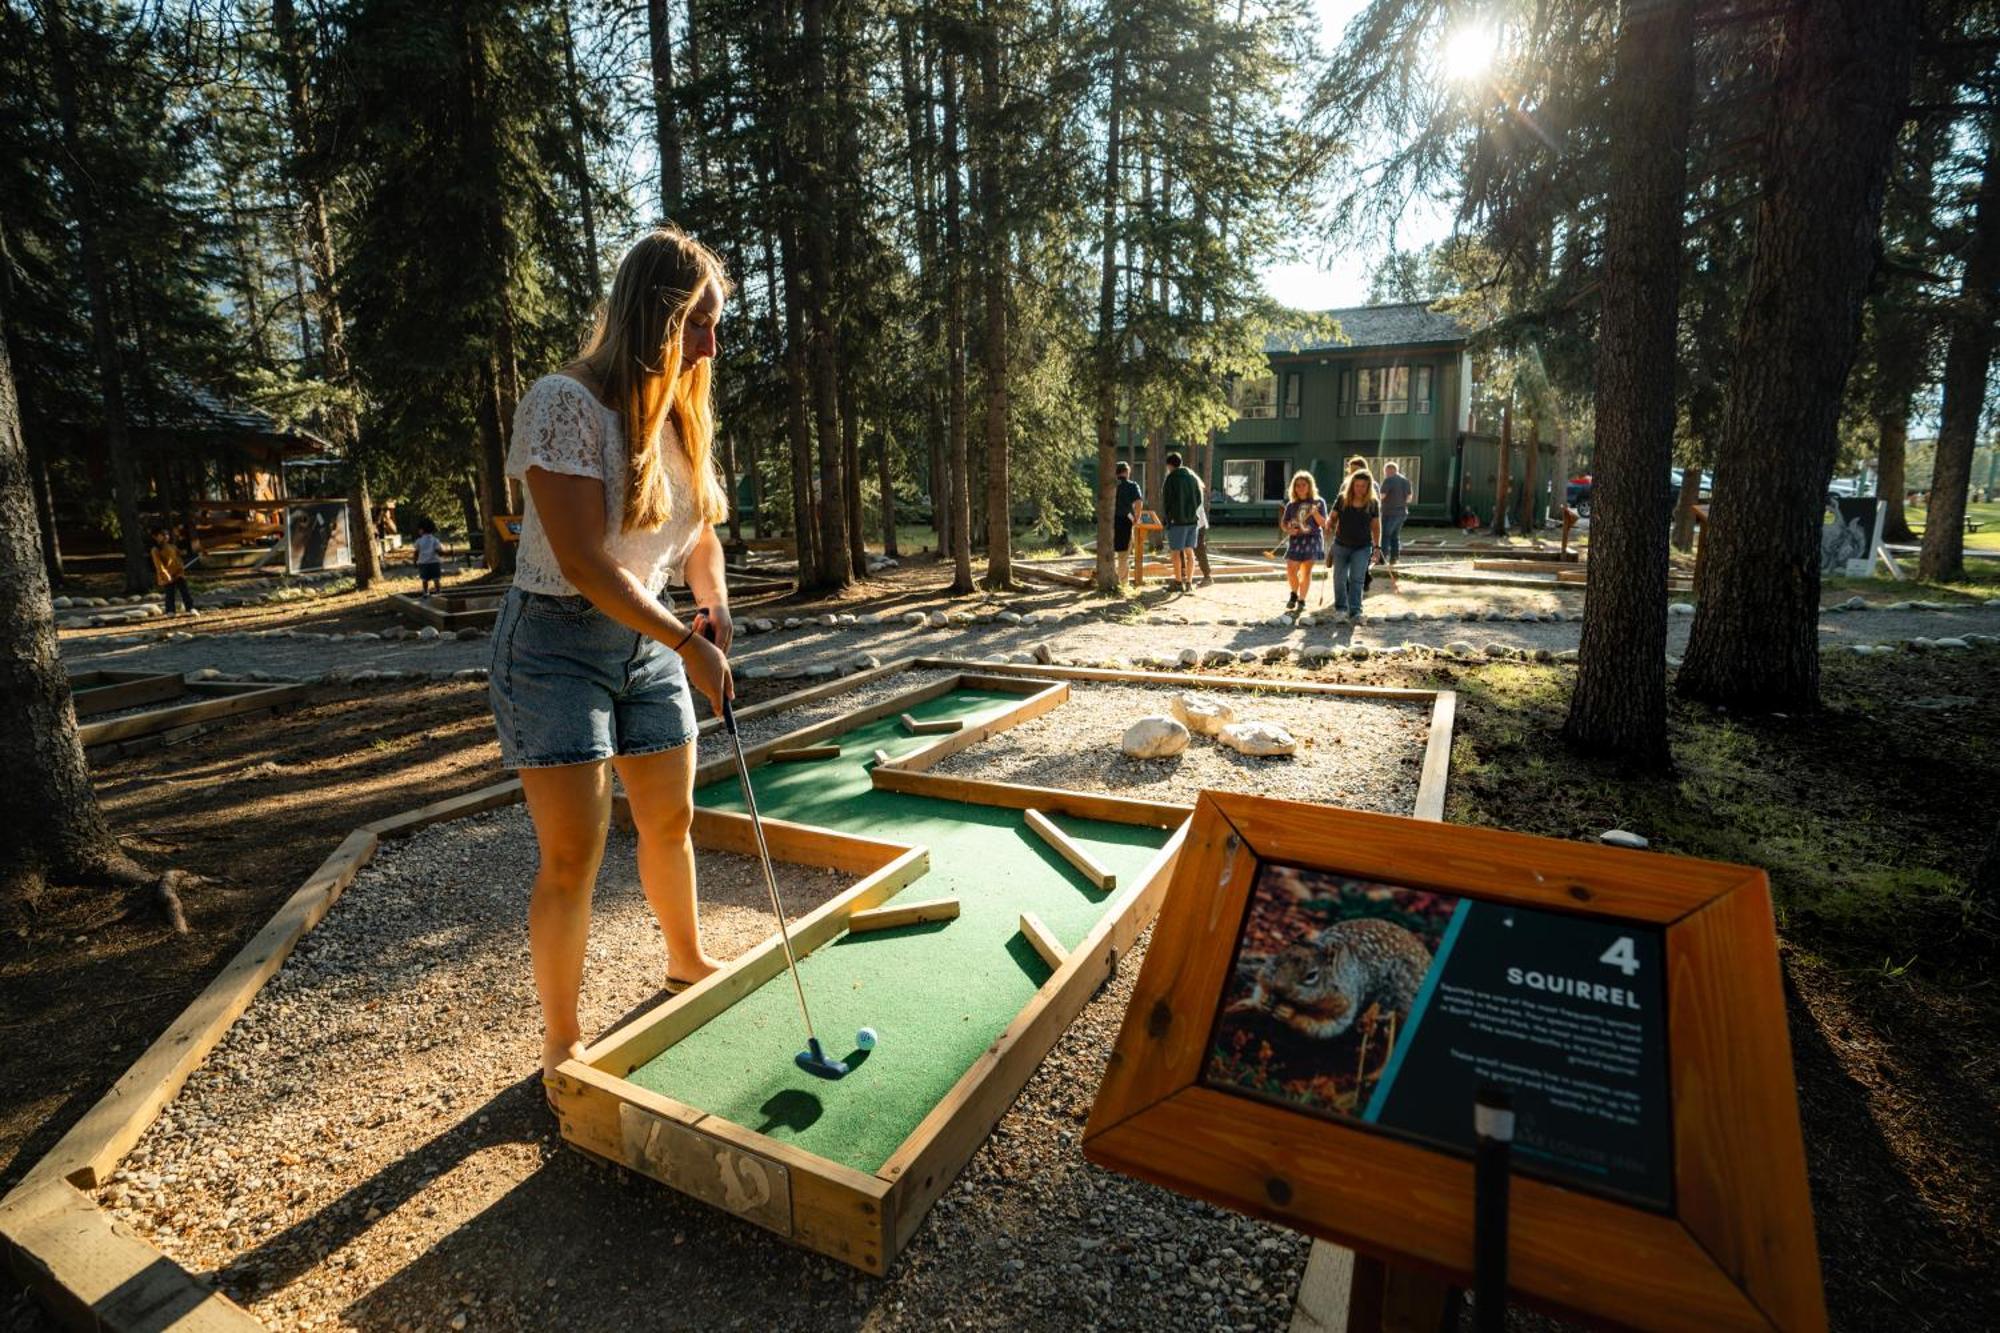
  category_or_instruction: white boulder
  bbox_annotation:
[1171,692,1234,736]
[1121,715,1190,759]
[1218,721,1297,757]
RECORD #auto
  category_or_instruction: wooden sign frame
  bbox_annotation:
[1082,792,1824,1332]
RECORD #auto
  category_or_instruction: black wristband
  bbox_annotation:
[671,625,697,653]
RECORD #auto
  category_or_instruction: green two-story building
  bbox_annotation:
[1209,302,1486,527]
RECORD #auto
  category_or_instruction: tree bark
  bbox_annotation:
[1679,0,1922,708]
[1561,0,1696,766]
[559,0,601,305]
[941,49,974,595]
[648,0,683,221]
[977,22,1011,590]
[1092,44,1124,593]
[1491,401,1513,537]
[878,427,899,557]
[43,0,148,594]
[475,357,509,572]
[1919,119,2000,583]
[275,0,383,591]
[801,0,850,589]
[0,274,124,898]
[1876,396,1916,544]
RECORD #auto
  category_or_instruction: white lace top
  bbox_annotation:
[505,374,706,596]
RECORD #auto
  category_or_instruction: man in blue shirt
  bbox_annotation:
[1378,462,1413,565]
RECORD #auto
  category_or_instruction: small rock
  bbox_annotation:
[927,611,950,629]
[1032,642,1054,665]
[1669,603,1695,616]
[1934,637,1971,650]
[1554,648,1580,663]
[1599,829,1649,850]
[783,617,803,630]
[1218,721,1298,757]
[1483,643,1511,658]
[1122,715,1190,758]
[1177,647,1200,668]
[1840,595,1868,611]
[904,611,928,626]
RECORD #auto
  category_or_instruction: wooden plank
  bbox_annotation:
[881,679,1069,772]
[872,748,893,767]
[692,671,966,786]
[848,897,960,933]
[21,830,379,1193]
[0,1181,260,1331]
[584,844,930,1076]
[75,682,311,747]
[875,820,1191,1255]
[1018,911,1068,970]
[909,657,1441,702]
[67,672,185,717]
[690,808,912,875]
[899,713,963,736]
[1412,691,1456,824]
[362,779,523,837]
[1024,808,1116,891]
[769,744,841,762]
[1670,876,1827,1331]
[695,1117,895,1275]
[699,655,924,739]
[871,767,1190,829]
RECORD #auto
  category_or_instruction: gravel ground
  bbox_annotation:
[90,729,1316,1331]
[63,586,2000,688]
[931,681,1430,813]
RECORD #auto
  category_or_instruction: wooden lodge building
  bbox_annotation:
[1111,301,1549,531]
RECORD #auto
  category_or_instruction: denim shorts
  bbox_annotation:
[489,588,697,769]
[1166,523,1200,551]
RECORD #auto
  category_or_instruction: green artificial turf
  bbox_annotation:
[627,687,1172,1173]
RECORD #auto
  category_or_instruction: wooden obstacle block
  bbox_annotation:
[1024,808,1117,891]
[1019,912,1068,971]
[900,713,964,736]
[873,748,893,767]
[769,744,842,762]
[848,896,961,934]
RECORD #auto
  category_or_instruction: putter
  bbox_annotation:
[701,612,850,1081]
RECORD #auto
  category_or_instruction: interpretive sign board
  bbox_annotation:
[1084,793,1825,1331]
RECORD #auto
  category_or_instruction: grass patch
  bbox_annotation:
[1441,655,1999,979]
[1822,571,2000,602]
[1907,499,2000,552]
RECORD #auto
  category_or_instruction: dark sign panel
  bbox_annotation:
[1203,864,1672,1210]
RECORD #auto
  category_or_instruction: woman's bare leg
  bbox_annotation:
[519,761,613,1076]
[614,743,722,987]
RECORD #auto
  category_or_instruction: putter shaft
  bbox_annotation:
[723,702,820,1047]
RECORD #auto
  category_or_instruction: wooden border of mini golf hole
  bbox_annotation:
[0,656,1456,1325]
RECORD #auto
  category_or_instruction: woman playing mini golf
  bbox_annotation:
[488,229,736,1088]
[1278,470,1327,612]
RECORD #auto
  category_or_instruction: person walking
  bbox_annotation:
[1279,471,1327,613]
[1112,461,1144,587]
[1326,467,1382,622]
[487,228,738,1094]
[1160,451,1205,593]
[1378,461,1412,565]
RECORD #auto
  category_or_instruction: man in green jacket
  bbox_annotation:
[1160,452,1205,593]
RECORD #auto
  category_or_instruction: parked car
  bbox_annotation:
[1566,474,1593,516]
[1826,476,1862,499]
[1669,467,1713,502]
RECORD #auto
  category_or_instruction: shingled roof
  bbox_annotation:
[131,380,331,451]
[1266,301,1469,355]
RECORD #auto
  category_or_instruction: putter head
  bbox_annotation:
[795,1038,849,1081]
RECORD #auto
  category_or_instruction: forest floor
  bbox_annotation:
[6,552,1999,1330]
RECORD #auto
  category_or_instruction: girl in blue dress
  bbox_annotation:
[1279,471,1327,611]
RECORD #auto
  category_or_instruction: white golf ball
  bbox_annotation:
[856,1026,878,1050]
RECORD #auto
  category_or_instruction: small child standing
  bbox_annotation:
[412,521,445,598]
[149,527,198,617]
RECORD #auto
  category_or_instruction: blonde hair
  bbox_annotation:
[1289,470,1319,501]
[1337,467,1376,509]
[1345,454,1368,474]
[572,228,731,532]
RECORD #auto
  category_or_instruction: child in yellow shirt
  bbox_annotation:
[149,527,199,616]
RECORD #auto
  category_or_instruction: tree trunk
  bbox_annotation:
[801,0,850,589]
[475,358,509,573]
[977,23,1011,590]
[841,375,866,577]
[1491,401,1513,537]
[878,428,899,557]
[1671,464,1703,551]
[1521,418,1541,529]
[559,0,601,305]
[835,11,867,581]
[28,425,64,586]
[1561,0,1696,766]
[1876,397,1916,544]
[1092,45,1123,593]
[941,50,974,595]
[1919,119,2000,583]
[0,276,124,898]
[648,0,683,221]
[43,0,148,595]
[1679,0,1921,708]
[723,430,741,543]
[275,0,384,591]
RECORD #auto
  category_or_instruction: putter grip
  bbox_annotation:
[693,607,738,734]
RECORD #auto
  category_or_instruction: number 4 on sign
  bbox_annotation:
[1600,936,1640,977]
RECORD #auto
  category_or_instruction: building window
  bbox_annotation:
[1380,456,1421,504]
[1222,458,1290,503]
[1411,366,1433,413]
[1235,374,1277,419]
[1355,366,1411,414]
[1282,372,1303,419]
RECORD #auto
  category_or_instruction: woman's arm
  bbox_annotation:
[1371,513,1383,554]
[525,468,732,710]
[682,522,733,651]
